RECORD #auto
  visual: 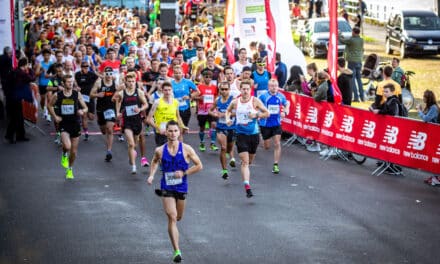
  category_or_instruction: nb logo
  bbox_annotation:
[294,104,301,119]
[306,107,318,123]
[407,131,427,151]
[361,120,376,139]
[339,115,354,133]
[323,111,334,128]
[383,125,399,145]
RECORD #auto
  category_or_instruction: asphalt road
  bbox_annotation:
[1,114,439,264]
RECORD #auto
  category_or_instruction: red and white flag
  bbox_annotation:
[224,0,236,65]
[327,0,342,104]
[265,0,276,74]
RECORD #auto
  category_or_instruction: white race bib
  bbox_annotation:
[82,94,90,103]
[178,97,187,107]
[236,112,250,125]
[204,94,214,104]
[268,104,280,115]
[125,105,138,116]
[165,172,183,186]
[61,104,74,115]
[103,109,115,120]
[218,116,226,124]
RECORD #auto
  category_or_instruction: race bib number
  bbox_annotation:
[82,94,90,103]
[236,112,250,125]
[203,94,214,104]
[125,105,138,116]
[61,104,74,115]
[165,172,183,186]
[218,116,226,124]
[268,104,280,115]
[178,97,187,107]
[103,109,115,120]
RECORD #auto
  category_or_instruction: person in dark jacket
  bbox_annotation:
[275,52,287,88]
[370,84,400,116]
[5,57,35,143]
[337,58,353,105]
[0,46,13,120]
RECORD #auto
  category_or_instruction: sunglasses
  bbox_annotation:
[257,63,266,66]
[203,75,212,78]
[105,72,113,76]
[81,65,88,68]
[220,88,229,91]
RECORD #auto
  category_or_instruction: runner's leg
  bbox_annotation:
[163,197,181,252]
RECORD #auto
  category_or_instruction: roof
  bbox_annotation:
[401,10,438,16]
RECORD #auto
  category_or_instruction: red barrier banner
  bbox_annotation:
[22,83,39,124]
[281,91,440,174]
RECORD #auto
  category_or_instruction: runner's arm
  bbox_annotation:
[252,97,269,119]
[137,89,149,112]
[225,99,236,125]
[147,147,163,185]
[183,144,203,175]
[146,100,159,129]
[208,99,218,117]
[77,92,89,115]
[48,92,60,122]
[89,78,102,98]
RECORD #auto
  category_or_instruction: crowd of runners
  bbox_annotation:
[1,1,439,263]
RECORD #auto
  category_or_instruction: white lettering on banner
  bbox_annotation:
[436,144,440,155]
[294,104,301,119]
[321,129,334,137]
[323,111,334,128]
[383,126,399,144]
[433,157,439,164]
[304,124,320,133]
[293,120,303,128]
[335,133,355,143]
[361,120,376,139]
[282,118,292,124]
[403,151,429,161]
[306,107,318,123]
[379,145,400,155]
[407,131,427,151]
[357,139,377,149]
[340,115,354,133]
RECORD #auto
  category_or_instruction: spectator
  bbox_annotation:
[275,52,287,88]
[373,66,402,109]
[284,65,308,95]
[417,90,439,123]
[337,57,353,105]
[312,71,328,102]
[0,47,13,120]
[391,57,405,87]
[5,57,35,143]
[339,27,364,102]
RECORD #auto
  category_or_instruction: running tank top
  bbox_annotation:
[216,95,235,130]
[252,71,270,97]
[96,80,116,112]
[235,96,259,135]
[160,142,189,193]
[154,97,179,133]
[121,89,141,121]
[55,90,79,122]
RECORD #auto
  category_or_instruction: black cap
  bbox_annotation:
[104,67,113,72]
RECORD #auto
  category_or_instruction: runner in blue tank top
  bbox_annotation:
[147,120,202,263]
[225,80,269,198]
[208,81,237,180]
[258,79,290,174]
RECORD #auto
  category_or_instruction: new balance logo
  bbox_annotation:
[383,125,399,144]
[339,115,354,133]
[323,111,334,128]
[407,131,427,151]
[294,104,301,119]
[361,120,376,139]
[305,107,318,123]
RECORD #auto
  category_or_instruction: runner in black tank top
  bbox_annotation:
[90,70,118,162]
[115,72,148,174]
[48,75,88,180]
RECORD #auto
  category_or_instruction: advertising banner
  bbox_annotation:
[0,0,13,55]
[22,83,39,124]
[281,91,440,174]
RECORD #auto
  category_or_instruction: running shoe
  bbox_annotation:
[229,158,236,168]
[84,133,89,141]
[173,250,182,263]
[221,170,229,180]
[246,189,254,198]
[199,142,206,152]
[65,168,74,179]
[61,154,69,169]
[141,157,150,167]
[131,165,137,174]
[431,176,440,186]
[105,152,112,162]
[210,143,219,151]
[272,164,280,174]
[118,135,125,142]
[54,133,61,145]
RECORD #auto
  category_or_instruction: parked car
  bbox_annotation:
[386,10,440,58]
[298,18,352,58]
